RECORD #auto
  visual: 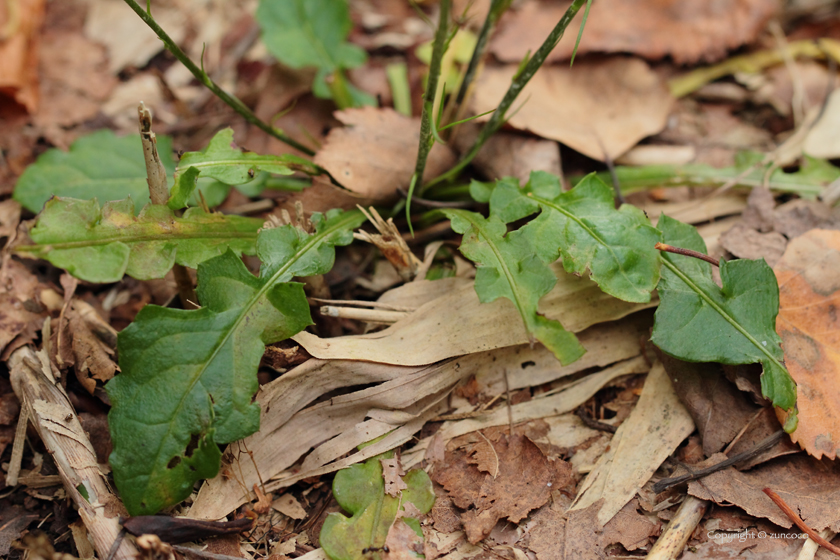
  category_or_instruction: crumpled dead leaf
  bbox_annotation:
[314,107,456,200]
[432,430,572,543]
[490,0,778,65]
[381,456,408,497]
[774,229,840,459]
[470,58,672,161]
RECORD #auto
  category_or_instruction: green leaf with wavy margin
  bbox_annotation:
[256,0,373,105]
[442,209,585,365]
[107,209,365,515]
[473,172,661,303]
[168,128,317,209]
[321,451,434,560]
[651,215,796,410]
[15,197,262,283]
[13,131,176,214]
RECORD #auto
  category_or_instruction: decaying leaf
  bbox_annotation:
[432,431,569,543]
[470,58,672,160]
[774,229,840,459]
[53,302,117,394]
[490,0,778,64]
[314,107,456,200]
[381,456,408,497]
[320,451,434,560]
[15,197,262,283]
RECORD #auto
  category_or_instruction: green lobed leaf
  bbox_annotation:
[257,0,367,100]
[651,215,796,410]
[321,451,434,560]
[442,209,585,365]
[16,197,262,283]
[13,130,176,214]
[107,209,365,515]
[475,172,661,303]
[168,128,316,209]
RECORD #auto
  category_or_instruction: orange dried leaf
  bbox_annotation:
[774,229,840,459]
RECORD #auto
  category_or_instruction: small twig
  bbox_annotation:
[763,488,840,556]
[646,496,708,559]
[121,0,315,156]
[407,0,451,230]
[653,430,785,493]
[320,306,408,324]
[597,136,625,206]
[575,406,617,433]
[655,242,719,267]
[172,544,254,560]
[308,298,415,312]
[6,404,29,486]
[397,187,473,208]
[424,0,587,191]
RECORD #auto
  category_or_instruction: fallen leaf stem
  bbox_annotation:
[120,0,316,157]
[423,0,587,191]
[762,488,840,556]
[407,0,451,230]
[655,242,719,267]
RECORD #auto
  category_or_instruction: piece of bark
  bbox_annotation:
[8,345,136,560]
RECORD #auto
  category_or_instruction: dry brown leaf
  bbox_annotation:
[53,303,117,394]
[272,494,307,520]
[719,224,787,267]
[470,58,672,160]
[774,229,840,459]
[453,126,560,183]
[600,499,658,551]
[34,31,116,130]
[772,199,840,240]
[432,433,561,543]
[741,187,777,233]
[381,456,408,497]
[687,454,840,532]
[659,354,760,457]
[0,0,44,111]
[490,0,778,64]
[314,107,456,200]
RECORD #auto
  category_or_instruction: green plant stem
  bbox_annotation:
[424,0,587,192]
[121,0,316,157]
[454,0,511,107]
[407,0,451,230]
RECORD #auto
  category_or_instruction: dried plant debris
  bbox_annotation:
[432,429,574,544]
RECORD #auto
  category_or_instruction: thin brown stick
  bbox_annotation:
[653,430,785,493]
[655,242,720,267]
[763,488,840,556]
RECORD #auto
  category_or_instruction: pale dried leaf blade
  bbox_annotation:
[570,361,694,526]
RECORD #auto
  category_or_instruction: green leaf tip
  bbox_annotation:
[17,197,263,283]
[651,215,797,410]
[321,451,434,560]
[13,130,176,214]
[479,171,662,304]
[169,128,310,210]
[442,208,585,365]
[108,209,365,515]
